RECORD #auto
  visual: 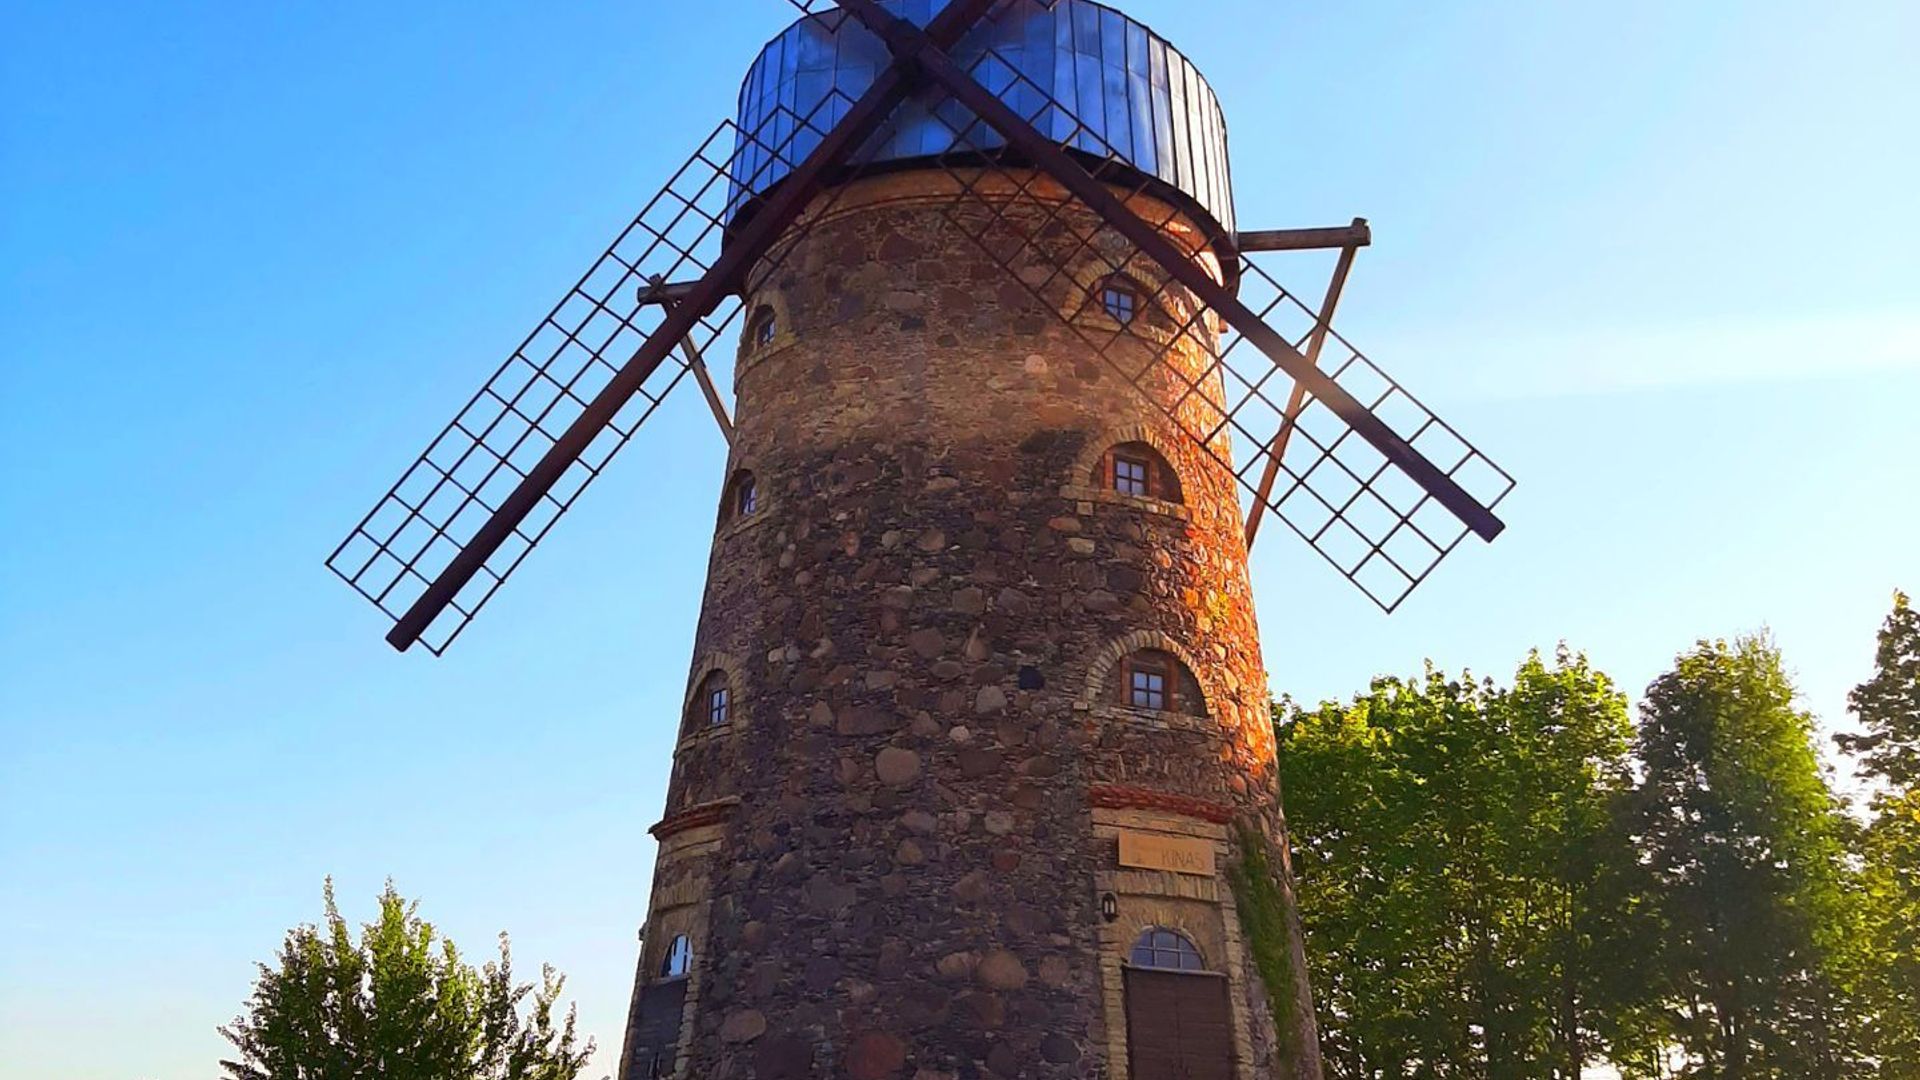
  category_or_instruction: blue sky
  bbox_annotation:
[2,2,1915,1077]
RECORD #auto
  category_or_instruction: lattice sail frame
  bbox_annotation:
[329,0,1512,653]
[898,23,1515,610]
[326,93,862,653]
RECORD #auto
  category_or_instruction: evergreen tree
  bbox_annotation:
[1630,634,1864,1078]
[220,881,594,1080]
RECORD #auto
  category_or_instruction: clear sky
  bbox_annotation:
[2,2,1915,1077]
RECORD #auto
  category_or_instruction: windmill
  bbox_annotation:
[325,1,1512,1076]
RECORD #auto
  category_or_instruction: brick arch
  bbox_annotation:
[718,465,760,527]
[681,651,746,732]
[1080,629,1216,719]
[1063,259,1204,333]
[737,288,797,368]
[1069,423,1192,498]
[1124,923,1212,970]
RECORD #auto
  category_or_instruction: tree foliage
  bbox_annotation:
[1277,648,1641,1079]
[1837,591,1920,790]
[1629,634,1866,1077]
[1843,591,1920,1075]
[1278,625,1914,1079]
[220,881,594,1080]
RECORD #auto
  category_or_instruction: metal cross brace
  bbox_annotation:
[641,277,734,445]
[1243,219,1367,547]
[832,0,1505,548]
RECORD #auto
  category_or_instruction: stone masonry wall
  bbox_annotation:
[628,171,1290,1079]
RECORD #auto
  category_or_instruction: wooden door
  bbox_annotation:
[624,979,688,1079]
[1124,967,1235,1080]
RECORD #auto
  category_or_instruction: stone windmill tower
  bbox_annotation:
[326,2,1514,1077]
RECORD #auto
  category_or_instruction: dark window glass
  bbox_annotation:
[1130,668,1167,710]
[1114,456,1150,497]
[754,311,777,347]
[660,934,693,979]
[708,685,730,727]
[1130,928,1206,972]
[737,478,758,516]
[1102,285,1139,324]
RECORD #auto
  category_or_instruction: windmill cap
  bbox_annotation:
[728,0,1235,239]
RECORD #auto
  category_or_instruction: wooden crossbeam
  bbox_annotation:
[1236,223,1372,254]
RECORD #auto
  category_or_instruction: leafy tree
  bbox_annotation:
[1630,634,1865,1078]
[220,881,594,1080]
[1277,648,1643,1079]
[1837,591,1920,1074]
[1855,789,1920,1075]
[1837,590,1920,788]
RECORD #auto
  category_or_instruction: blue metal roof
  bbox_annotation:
[730,0,1235,235]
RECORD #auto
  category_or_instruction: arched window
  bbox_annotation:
[1098,441,1183,504]
[722,469,759,524]
[659,933,693,979]
[1116,649,1206,717]
[1129,928,1206,972]
[747,306,777,349]
[689,670,730,731]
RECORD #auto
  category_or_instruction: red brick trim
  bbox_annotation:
[649,798,740,840]
[1089,784,1235,824]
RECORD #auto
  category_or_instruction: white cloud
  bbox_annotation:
[1366,308,1920,403]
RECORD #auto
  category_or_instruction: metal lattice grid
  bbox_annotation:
[780,0,854,30]
[911,41,1514,610]
[325,95,859,653]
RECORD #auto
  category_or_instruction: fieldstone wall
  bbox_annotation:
[623,171,1291,1079]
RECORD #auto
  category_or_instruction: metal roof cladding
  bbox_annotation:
[729,0,1235,236]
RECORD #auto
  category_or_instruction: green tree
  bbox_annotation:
[1837,591,1920,788]
[220,881,594,1080]
[1277,648,1644,1079]
[1855,790,1920,1075]
[1838,591,1920,1074]
[1630,634,1864,1078]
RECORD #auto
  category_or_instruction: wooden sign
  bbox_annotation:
[1117,831,1215,877]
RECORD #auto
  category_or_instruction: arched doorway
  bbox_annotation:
[1124,928,1235,1079]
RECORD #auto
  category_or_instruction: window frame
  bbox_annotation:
[749,307,777,349]
[688,670,733,735]
[1100,281,1141,326]
[658,933,693,980]
[1129,665,1168,711]
[1112,454,1150,498]
[1128,927,1208,973]
[1097,441,1183,506]
[1115,648,1207,717]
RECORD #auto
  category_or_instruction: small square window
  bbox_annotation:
[1113,456,1149,497]
[1130,669,1166,710]
[1102,286,1138,325]
[708,686,730,727]
[737,480,758,516]
[754,313,777,347]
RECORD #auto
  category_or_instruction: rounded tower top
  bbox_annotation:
[729,0,1234,237]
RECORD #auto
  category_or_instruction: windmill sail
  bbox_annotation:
[865,15,1514,610]
[325,107,832,654]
